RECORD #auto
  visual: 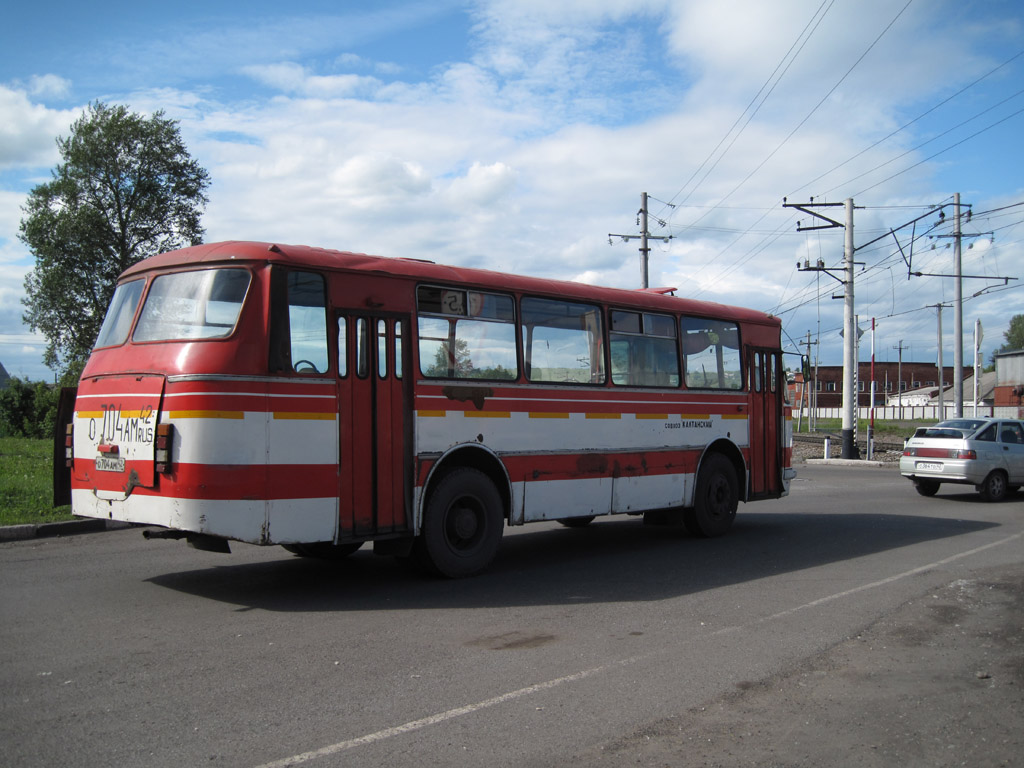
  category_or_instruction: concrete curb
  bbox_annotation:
[0,519,133,542]
[806,458,889,468]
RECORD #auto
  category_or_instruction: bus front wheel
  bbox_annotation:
[684,454,738,537]
[415,468,504,578]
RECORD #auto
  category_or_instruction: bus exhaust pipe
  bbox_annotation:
[143,529,231,553]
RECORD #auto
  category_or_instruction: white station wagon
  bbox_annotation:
[900,418,1024,501]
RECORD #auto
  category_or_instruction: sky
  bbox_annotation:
[2,0,1023,382]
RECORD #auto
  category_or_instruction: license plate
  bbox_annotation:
[916,462,942,472]
[95,456,126,473]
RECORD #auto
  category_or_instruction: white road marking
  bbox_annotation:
[254,531,1021,767]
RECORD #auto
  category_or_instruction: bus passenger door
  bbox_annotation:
[747,347,783,498]
[336,313,413,538]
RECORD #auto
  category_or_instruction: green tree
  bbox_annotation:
[427,338,475,378]
[19,102,210,376]
[0,377,60,438]
[997,314,1024,354]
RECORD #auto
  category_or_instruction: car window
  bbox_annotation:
[975,424,997,442]
[999,422,1024,444]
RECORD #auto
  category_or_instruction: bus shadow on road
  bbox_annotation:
[145,510,999,612]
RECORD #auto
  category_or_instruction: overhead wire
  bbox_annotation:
[680,0,915,294]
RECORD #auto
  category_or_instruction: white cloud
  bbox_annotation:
[28,74,71,98]
[0,85,78,168]
[242,62,381,97]
[446,162,517,207]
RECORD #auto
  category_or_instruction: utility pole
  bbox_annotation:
[608,192,672,289]
[894,340,905,421]
[953,192,963,417]
[974,319,983,417]
[842,199,857,458]
[799,331,819,432]
[935,304,944,419]
[929,303,950,417]
[786,196,860,459]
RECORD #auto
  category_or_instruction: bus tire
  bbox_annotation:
[283,542,363,559]
[415,467,503,578]
[684,454,738,537]
[558,516,595,528]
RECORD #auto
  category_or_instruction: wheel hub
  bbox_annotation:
[451,504,479,541]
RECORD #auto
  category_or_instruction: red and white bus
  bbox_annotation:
[62,241,794,576]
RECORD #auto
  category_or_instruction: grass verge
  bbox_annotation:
[0,437,76,527]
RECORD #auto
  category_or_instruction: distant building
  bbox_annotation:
[0,360,10,389]
[994,350,1024,407]
[788,362,955,409]
[886,371,996,408]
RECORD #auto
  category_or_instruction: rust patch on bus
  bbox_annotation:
[122,468,142,496]
[577,454,609,475]
[442,385,493,410]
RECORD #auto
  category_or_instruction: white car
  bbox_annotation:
[900,418,1024,501]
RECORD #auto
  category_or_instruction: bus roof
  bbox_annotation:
[122,240,780,328]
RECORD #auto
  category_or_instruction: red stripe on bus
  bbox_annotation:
[73,461,338,500]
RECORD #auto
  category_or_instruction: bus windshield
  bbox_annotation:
[133,269,251,342]
[94,279,146,349]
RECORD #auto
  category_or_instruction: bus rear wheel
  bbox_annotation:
[684,453,738,537]
[415,467,504,578]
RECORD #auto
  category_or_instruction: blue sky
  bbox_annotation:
[2,0,1022,382]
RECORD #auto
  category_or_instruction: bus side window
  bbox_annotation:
[521,297,605,384]
[377,319,388,378]
[394,320,403,379]
[417,286,517,380]
[610,310,679,387]
[337,317,348,377]
[680,316,742,390]
[270,270,329,375]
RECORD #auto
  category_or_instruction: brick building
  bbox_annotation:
[789,361,955,409]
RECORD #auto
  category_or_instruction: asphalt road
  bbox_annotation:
[1,464,1021,767]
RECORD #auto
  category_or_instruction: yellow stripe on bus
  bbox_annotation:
[77,409,159,418]
[272,412,336,421]
[529,412,570,419]
[635,413,669,420]
[585,413,621,419]
[169,410,246,420]
[680,413,711,420]
[463,411,511,418]
[722,414,748,420]
[417,410,447,418]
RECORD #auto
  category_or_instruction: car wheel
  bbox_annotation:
[914,479,940,497]
[978,470,1008,502]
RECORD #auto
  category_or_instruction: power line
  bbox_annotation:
[660,0,836,217]
[790,48,1024,197]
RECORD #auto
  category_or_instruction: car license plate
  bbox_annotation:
[95,456,126,473]
[916,461,942,472]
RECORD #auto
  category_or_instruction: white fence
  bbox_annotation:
[795,405,1023,421]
